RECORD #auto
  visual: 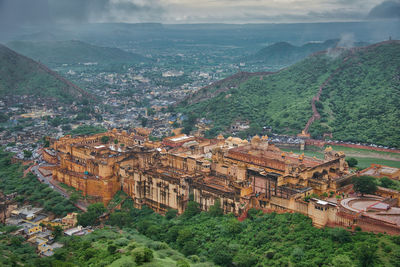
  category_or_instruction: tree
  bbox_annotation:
[147,108,156,116]
[356,242,377,267]
[77,203,106,227]
[176,259,190,267]
[183,201,200,218]
[380,177,395,189]
[331,254,354,267]
[211,243,233,266]
[209,199,223,217]
[108,244,117,254]
[108,211,130,228]
[0,112,9,123]
[23,150,32,159]
[346,158,358,167]
[69,192,79,204]
[329,227,351,243]
[53,225,63,240]
[132,247,153,264]
[182,240,197,256]
[141,117,148,127]
[101,136,110,144]
[165,208,178,220]
[352,176,378,196]
[234,250,258,267]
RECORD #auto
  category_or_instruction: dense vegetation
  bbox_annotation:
[1,224,207,267]
[178,41,400,148]
[102,197,400,267]
[34,227,213,267]
[0,148,77,216]
[67,125,107,137]
[0,225,39,266]
[6,40,149,67]
[246,39,341,66]
[0,44,89,103]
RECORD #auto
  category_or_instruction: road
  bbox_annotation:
[31,163,88,211]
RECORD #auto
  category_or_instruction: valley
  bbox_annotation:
[0,19,400,267]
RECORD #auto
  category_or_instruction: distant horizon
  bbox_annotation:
[9,18,400,27]
[1,0,400,27]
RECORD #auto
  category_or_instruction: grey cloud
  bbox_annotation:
[0,0,52,27]
[368,0,400,18]
[0,0,165,27]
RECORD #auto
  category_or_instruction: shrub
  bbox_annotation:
[346,157,358,167]
[265,249,275,259]
[132,247,154,265]
[330,228,351,243]
[108,244,117,254]
[183,201,200,218]
[148,241,169,250]
[209,199,223,217]
[166,209,178,220]
[188,255,200,263]
[176,259,190,267]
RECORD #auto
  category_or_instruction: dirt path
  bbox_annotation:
[303,68,340,134]
[302,53,354,135]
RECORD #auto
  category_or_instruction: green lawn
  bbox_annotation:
[328,145,400,160]
[280,148,400,169]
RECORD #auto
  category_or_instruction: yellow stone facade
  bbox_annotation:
[50,130,352,221]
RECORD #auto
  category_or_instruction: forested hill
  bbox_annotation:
[6,40,149,66]
[0,44,92,103]
[183,71,275,105]
[246,39,368,66]
[178,41,400,148]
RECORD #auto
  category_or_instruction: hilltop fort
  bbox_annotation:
[44,129,400,234]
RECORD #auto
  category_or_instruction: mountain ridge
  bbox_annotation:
[246,39,368,66]
[0,44,92,102]
[178,40,400,148]
[6,40,149,66]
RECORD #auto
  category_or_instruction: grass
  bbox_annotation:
[280,148,400,169]
[328,145,400,159]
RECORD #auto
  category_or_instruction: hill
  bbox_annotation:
[178,41,400,148]
[183,71,274,105]
[247,39,368,66]
[6,40,149,66]
[0,44,91,102]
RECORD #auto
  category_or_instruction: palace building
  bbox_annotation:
[45,129,400,233]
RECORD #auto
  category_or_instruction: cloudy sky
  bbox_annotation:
[0,0,399,25]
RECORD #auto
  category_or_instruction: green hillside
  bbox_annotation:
[178,41,400,148]
[247,39,368,66]
[0,44,91,102]
[6,40,149,66]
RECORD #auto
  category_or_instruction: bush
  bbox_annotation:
[101,136,110,144]
[132,247,154,265]
[148,241,169,250]
[182,240,198,256]
[176,259,190,267]
[166,209,178,220]
[209,199,223,217]
[346,158,358,167]
[188,255,200,263]
[265,249,275,259]
[234,250,258,267]
[108,244,117,254]
[330,228,351,243]
[183,201,200,218]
